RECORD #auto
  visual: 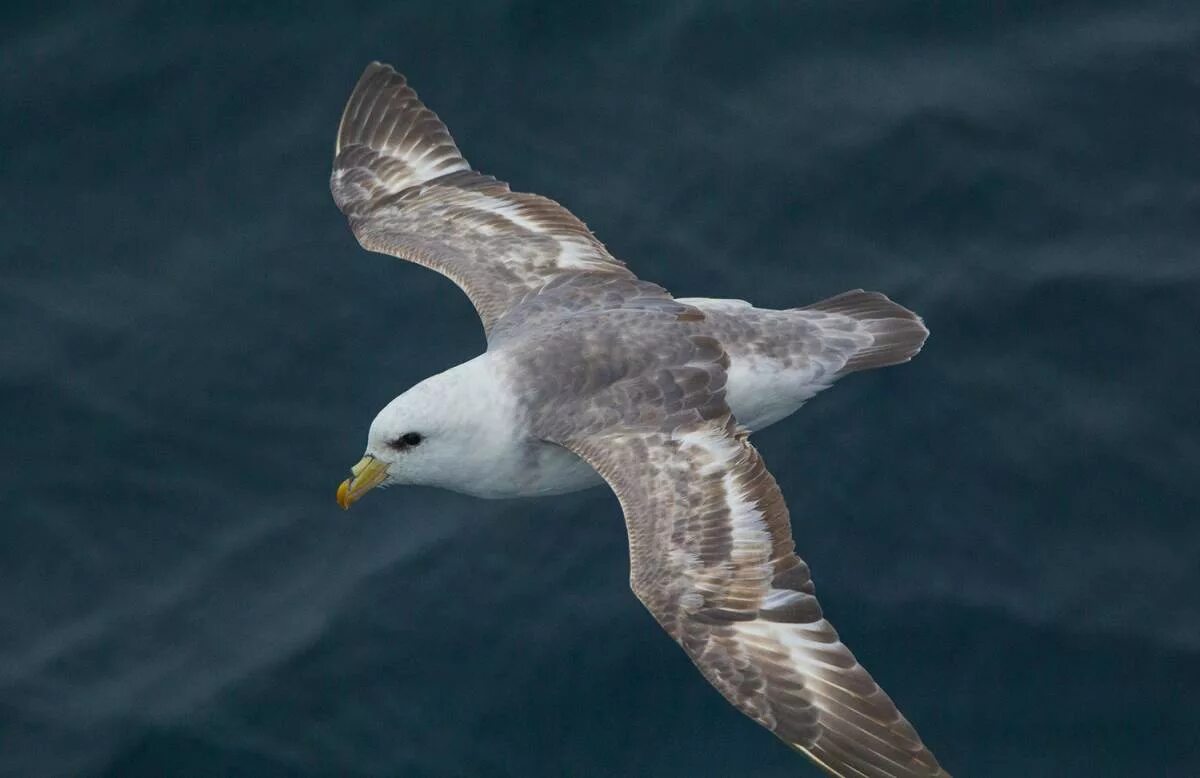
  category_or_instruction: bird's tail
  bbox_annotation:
[802,289,929,374]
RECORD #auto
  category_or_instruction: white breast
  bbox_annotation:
[451,437,600,499]
[459,342,829,500]
[522,442,606,495]
[479,355,823,500]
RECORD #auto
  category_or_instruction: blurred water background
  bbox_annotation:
[3,1,1199,775]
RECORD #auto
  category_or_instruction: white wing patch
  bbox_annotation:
[330,62,633,336]
[562,417,949,777]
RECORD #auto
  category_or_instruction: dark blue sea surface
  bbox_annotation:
[3,2,1199,776]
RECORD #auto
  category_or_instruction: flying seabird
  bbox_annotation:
[330,62,947,777]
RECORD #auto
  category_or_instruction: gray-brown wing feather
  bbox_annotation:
[568,424,948,777]
[526,320,948,778]
[330,62,633,335]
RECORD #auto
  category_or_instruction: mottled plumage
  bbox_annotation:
[332,63,635,335]
[330,62,946,777]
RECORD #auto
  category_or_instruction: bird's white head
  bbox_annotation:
[336,357,513,508]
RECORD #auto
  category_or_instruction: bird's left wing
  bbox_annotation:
[535,336,949,777]
[331,62,635,336]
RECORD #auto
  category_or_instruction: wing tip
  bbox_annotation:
[334,61,421,156]
[336,62,388,156]
[332,61,472,201]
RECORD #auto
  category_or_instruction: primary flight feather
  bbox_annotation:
[331,62,947,778]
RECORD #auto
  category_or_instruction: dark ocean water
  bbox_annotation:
[3,2,1199,776]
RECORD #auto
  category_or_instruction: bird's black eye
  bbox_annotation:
[394,432,423,448]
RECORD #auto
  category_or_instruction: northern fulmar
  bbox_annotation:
[331,62,947,777]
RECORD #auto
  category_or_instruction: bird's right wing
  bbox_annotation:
[330,63,636,336]
[535,333,948,777]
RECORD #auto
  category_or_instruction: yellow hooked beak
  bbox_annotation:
[336,455,389,510]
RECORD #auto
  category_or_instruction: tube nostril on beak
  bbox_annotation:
[336,455,387,510]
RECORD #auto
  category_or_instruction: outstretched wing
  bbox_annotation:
[330,62,634,335]
[536,336,948,777]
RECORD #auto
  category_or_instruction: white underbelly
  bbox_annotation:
[522,442,606,495]
[464,439,604,499]
[477,356,824,499]
[724,356,831,432]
